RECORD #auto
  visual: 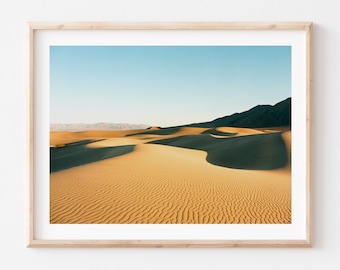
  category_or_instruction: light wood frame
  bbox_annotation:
[28,22,313,248]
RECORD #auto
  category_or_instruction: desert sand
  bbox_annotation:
[50,126,291,224]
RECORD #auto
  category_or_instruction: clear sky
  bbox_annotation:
[50,46,291,127]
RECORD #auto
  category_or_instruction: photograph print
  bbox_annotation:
[49,45,292,224]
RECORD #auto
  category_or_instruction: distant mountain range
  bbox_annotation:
[51,98,291,131]
[50,122,149,132]
[187,97,291,128]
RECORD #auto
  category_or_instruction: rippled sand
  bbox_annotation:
[50,127,291,224]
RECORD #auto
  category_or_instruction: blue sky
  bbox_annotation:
[50,46,291,127]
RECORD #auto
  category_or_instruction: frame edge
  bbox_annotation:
[27,21,313,30]
[27,22,35,248]
[27,239,312,248]
[27,21,313,248]
[305,22,313,248]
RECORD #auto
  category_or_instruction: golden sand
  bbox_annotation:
[50,127,291,224]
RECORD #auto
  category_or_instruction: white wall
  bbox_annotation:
[0,0,338,269]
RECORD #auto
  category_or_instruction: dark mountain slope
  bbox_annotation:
[189,97,291,128]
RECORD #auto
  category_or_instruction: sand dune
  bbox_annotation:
[50,126,291,224]
[50,129,147,146]
[215,126,263,136]
[149,132,288,170]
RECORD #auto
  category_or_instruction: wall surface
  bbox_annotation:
[0,0,339,269]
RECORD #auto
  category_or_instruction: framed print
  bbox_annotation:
[27,22,312,247]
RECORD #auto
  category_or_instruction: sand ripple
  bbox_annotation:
[50,141,291,224]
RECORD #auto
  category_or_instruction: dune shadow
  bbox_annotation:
[125,127,180,137]
[50,140,135,173]
[148,133,288,170]
[201,128,237,137]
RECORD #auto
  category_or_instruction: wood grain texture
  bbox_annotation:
[27,23,35,247]
[27,21,312,248]
[28,21,312,30]
[305,22,313,247]
[27,239,312,248]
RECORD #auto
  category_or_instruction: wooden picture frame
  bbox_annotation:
[28,22,312,247]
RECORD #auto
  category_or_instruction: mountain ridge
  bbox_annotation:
[186,97,291,128]
[50,122,149,132]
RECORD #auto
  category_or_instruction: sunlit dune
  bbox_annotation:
[256,126,292,133]
[50,127,208,146]
[50,126,291,224]
[216,126,263,136]
[50,129,148,146]
[87,137,148,148]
